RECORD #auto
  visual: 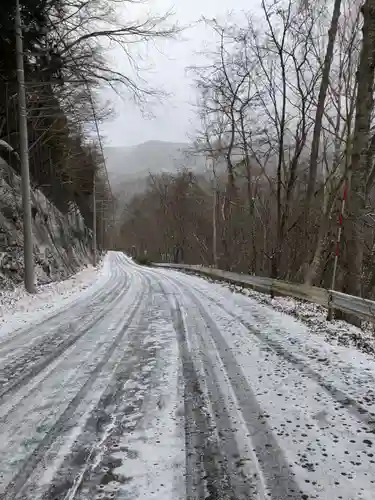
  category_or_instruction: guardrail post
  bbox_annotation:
[327,291,334,321]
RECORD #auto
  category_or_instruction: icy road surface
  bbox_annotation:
[0,253,375,500]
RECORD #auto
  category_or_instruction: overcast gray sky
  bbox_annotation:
[102,0,259,148]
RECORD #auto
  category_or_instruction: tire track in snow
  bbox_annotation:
[35,273,180,500]
[20,276,155,500]
[183,282,375,428]
[190,321,262,500]
[156,277,234,500]
[0,267,135,424]
[0,263,130,406]
[0,253,124,353]
[2,267,145,499]
[161,273,305,500]
[0,256,131,406]
[138,266,251,499]
[0,261,120,365]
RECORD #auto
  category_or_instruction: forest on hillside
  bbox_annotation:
[120,0,375,316]
[0,0,176,247]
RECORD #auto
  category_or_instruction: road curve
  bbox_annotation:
[0,252,374,500]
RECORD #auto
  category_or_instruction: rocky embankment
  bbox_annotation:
[0,158,93,288]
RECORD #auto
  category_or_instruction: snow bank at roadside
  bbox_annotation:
[225,282,375,356]
[0,257,106,335]
[187,272,375,357]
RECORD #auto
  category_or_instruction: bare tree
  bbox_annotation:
[343,0,375,318]
[306,0,343,203]
[118,0,375,322]
[304,0,362,285]
[47,0,180,103]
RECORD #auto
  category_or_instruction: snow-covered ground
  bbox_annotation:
[223,279,375,357]
[153,267,375,500]
[0,258,106,337]
[0,253,374,500]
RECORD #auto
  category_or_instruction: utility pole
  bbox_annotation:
[209,154,218,268]
[98,200,105,250]
[111,199,116,250]
[15,0,35,293]
[92,169,97,266]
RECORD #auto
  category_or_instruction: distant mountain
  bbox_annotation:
[105,140,206,195]
[104,140,256,220]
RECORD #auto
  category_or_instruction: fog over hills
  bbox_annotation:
[105,140,208,204]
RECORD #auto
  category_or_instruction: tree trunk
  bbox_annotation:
[343,0,375,325]
[304,216,330,286]
[307,0,342,202]
[212,184,218,268]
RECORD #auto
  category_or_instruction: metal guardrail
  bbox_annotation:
[155,263,375,322]
[330,291,375,320]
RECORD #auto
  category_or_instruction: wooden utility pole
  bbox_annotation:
[92,169,97,266]
[15,0,35,293]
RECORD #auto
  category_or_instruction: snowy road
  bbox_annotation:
[0,253,375,499]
